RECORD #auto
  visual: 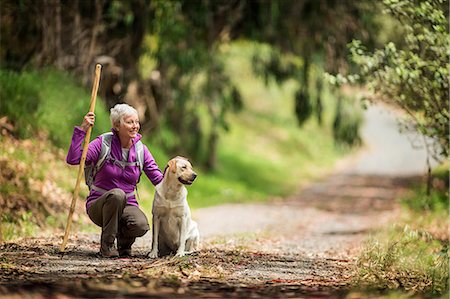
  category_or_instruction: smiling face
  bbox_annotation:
[116,114,140,141]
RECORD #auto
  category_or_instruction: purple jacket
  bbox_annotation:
[66,126,163,210]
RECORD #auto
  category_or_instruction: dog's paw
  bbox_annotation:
[175,251,186,258]
[147,251,158,259]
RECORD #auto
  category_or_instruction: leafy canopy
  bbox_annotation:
[329,0,449,162]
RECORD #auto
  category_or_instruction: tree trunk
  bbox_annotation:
[72,0,81,72]
[54,0,62,69]
[83,0,102,84]
[316,78,323,125]
[142,81,160,132]
[206,128,218,171]
[39,0,55,65]
[126,0,146,80]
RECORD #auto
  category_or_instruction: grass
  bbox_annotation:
[354,186,449,298]
[356,225,448,297]
[0,213,37,241]
[0,68,111,148]
[35,70,111,148]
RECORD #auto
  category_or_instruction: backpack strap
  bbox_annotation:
[98,135,143,171]
[86,132,112,190]
[135,140,144,184]
[109,141,142,169]
[135,140,144,172]
[97,132,113,168]
[90,133,145,193]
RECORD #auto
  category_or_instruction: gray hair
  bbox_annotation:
[110,103,138,128]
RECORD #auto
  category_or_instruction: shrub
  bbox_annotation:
[0,68,111,148]
[0,69,41,138]
[331,0,449,162]
[333,95,363,147]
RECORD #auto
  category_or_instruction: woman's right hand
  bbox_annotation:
[80,112,95,132]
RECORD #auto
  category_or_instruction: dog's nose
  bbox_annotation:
[192,173,197,181]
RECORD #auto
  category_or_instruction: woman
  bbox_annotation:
[66,103,163,257]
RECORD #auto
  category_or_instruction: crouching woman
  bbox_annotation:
[66,103,163,257]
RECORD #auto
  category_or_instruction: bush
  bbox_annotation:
[333,95,363,147]
[34,69,111,148]
[0,68,111,148]
[402,188,448,212]
[0,69,41,138]
[402,163,449,212]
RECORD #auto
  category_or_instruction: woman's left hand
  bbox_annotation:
[80,112,95,132]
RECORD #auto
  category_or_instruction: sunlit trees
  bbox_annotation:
[333,0,449,163]
[0,0,394,169]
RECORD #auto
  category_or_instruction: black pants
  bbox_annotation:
[87,188,149,250]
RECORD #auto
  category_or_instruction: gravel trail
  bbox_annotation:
[0,104,425,298]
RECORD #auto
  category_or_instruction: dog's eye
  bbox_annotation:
[181,166,187,170]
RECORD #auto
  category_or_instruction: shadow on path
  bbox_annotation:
[0,104,428,298]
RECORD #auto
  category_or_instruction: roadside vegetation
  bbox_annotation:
[0,1,447,297]
[328,1,449,296]
[354,165,449,297]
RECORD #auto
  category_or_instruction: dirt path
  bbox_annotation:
[0,105,426,298]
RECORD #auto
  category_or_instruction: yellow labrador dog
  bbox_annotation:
[148,156,199,258]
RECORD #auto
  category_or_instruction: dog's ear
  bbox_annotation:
[163,165,169,175]
[168,159,177,174]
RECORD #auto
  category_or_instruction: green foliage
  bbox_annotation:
[2,0,404,170]
[0,68,113,240]
[0,69,41,138]
[194,42,345,206]
[0,68,111,147]
[402,187,448,212]
[356,225,449,296]
[294,88,313,126]
[106,0,136,27]
[0,43,347,238]
[356,181,449,297]
[251,49,300,85]
[135,41,347,211]
[331,0,449,162]
[241,1,384,73]
[333,96,363,147]
[144,0,383,168]
[1,212,37,242]
[401,163,449,212]
[146,0,244,168]
[34,69,111,148]
[251,47,316,128]
[250,42,362,143]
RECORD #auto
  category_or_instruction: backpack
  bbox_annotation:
[84,132,144,190]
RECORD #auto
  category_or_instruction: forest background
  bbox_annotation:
[1,0,399,219]
[0,0,448,297]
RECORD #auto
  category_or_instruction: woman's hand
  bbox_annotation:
[80,112,95,132]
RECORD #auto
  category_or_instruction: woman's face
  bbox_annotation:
[117,114,140,140]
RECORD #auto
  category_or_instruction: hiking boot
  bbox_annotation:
[100,244,119,258]
[119,248,132,257]
[117,235,134,258]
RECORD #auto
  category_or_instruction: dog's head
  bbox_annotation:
[165,156,197,185]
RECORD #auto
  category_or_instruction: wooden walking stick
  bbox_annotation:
[60,64,102,252]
